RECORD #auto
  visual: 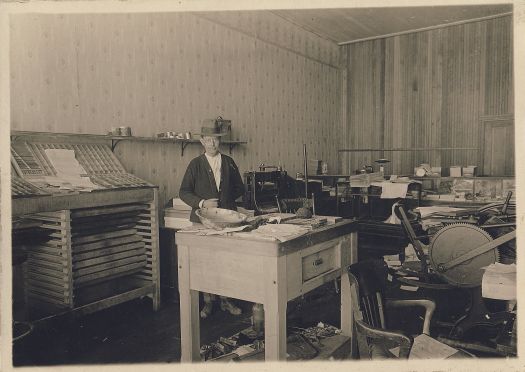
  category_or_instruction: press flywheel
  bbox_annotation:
[428,223,505,288]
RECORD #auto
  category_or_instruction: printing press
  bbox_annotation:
[243,165,295,214]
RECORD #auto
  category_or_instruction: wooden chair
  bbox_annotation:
[347,259,436,359]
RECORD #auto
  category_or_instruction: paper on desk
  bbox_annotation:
[201,225,251,235]
[250,223,310,241]
[232,345,255,357]
[44,149,100,191]
[416,206,468,218]
[482,263,516,300]
[177,225,250,235]
[371,181,410,199]
[390,334,457,359]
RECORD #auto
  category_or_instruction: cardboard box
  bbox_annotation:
[450,166,462,177]
[462,166,477,177]
[431,167,442,176]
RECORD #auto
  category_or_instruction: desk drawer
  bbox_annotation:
[302,246,336,282]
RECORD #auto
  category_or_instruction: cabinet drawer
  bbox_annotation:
[302,246,336,282]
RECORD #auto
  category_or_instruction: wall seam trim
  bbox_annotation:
[338,12,512,46]
[192,13,340,70]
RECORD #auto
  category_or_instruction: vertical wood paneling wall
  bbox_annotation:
[342,16,513,176]
[10,12,341,210]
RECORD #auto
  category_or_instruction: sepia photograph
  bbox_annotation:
[0,0,523,371]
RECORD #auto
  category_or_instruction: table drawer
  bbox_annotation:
[302,246,337,282]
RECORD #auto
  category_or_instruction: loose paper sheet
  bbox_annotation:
[390,334,457,359]
[482,263,516,300]
[250,223,310,241]
[371,181,410,199]
[416,206,470,218]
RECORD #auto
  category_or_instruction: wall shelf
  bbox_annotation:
[11,130,247,156]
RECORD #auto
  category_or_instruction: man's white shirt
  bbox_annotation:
[199,153,222,208]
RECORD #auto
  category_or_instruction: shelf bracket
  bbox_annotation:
[181,141,190,156]
[111,139,122,152]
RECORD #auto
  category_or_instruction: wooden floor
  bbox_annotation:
[13,285,342,366]
[13,278,505,364]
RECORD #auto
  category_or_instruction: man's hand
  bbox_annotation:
[202,198,219,208]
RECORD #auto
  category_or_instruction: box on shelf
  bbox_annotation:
[449,166,462,177]
[462,166,477,177]
[431,167,442,176]
[414,165,441,177]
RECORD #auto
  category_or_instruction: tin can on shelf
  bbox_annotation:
[119,126,132,136]
[321,161,328,175]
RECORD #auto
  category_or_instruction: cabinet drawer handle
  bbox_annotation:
[313,258,324,267]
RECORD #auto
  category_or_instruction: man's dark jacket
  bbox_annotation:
[179,153,244,222]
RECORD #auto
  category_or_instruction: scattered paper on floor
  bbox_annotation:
[390,334,457,359]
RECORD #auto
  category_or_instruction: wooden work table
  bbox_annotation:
[173,219,358,361]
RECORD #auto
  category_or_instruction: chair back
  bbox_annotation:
[348,259,389,329]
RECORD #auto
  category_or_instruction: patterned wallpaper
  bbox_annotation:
[194,10,340,68]
[10,12,342,211]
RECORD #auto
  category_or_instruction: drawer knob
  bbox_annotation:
[313,258,324,267]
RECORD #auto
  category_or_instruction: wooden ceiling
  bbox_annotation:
[272,5,512,44]
[201,5,512,45]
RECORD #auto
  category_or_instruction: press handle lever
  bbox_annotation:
[502,191,512,214]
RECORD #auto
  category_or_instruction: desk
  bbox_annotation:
[175,220,358,361]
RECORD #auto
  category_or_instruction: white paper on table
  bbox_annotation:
[232,345,255,357]
[371,181,410,199]
[416,206,468,218]
[177,225,249,235]
[250,223,309,241]
[482,263,516,300]
[390,334,457,359]
[201,225,251,235]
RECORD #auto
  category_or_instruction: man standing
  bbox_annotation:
[179,121,245,318]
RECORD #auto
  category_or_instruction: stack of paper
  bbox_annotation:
[165,200,193,229]
[482,263,516,300]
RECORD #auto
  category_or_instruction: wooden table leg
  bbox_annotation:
[178,244,201,362]
[341,232,358,357]
[263,255,287,361]
[340,269,352,336]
